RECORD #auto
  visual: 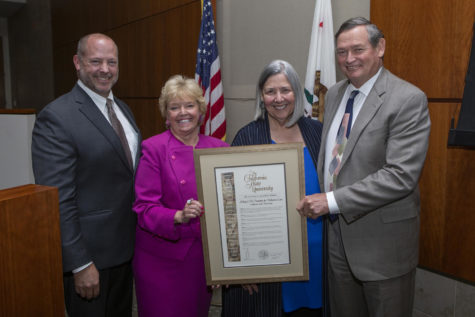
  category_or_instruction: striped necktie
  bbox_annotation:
[328,90,359,221]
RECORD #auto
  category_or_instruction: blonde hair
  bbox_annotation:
[158,75,206,117]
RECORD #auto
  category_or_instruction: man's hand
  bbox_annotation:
[297,193,330,219]
[73,263,100,300]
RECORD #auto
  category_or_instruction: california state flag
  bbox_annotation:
[304,0,336,120]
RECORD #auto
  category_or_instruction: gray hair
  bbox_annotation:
[335,17,384,48]
[254,60,304,127]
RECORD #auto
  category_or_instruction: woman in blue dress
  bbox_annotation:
[221,60,329,316]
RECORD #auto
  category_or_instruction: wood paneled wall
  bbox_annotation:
[371,1,475,282]
[50,0,216,139]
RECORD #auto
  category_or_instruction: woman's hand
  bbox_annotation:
[242,284,259,295]
[174,198,204,224]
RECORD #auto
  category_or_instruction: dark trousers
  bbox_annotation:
[222,283,282,317]
[64,261,133,317]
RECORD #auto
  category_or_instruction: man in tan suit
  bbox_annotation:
[297,17,431,317]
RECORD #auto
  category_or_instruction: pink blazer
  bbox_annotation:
[133,130,228,260]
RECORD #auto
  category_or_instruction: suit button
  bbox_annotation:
[180,179,186,185]
[171,155,176,160]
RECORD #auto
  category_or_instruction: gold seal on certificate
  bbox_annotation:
[194,143,308,285]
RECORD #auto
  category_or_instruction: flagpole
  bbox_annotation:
[304,0,336,121]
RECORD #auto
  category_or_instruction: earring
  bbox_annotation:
[198,115,205,126]
[165,119,170,129]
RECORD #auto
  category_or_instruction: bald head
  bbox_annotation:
[77,33,118,60]
[73,33,119,97]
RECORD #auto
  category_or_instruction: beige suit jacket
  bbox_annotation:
[318,68,431,281]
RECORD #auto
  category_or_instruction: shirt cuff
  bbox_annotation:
[326,192,340,214]
[72,261,93,273]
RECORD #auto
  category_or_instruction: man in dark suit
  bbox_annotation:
[297,17,431,316]
[32,33,141,317]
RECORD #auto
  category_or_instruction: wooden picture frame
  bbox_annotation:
[194,143,308,285]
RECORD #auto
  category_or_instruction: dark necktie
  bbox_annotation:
[106,98,133,168]
[328,90,359,221]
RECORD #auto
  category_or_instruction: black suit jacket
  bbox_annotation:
[32,84,142,272]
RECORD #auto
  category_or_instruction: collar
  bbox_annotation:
[77,80,114,106]
[347,67,383,97]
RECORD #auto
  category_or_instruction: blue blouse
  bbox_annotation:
[281,146,323,312]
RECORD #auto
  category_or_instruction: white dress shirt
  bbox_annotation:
[77,80,138,166]
[324,67,382,214]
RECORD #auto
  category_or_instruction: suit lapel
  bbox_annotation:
[115,98,139,132]
[115,98,142,168]
[73,85,133,172]
[340,69,387,169]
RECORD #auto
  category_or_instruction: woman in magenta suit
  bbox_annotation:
[132,75,228,317]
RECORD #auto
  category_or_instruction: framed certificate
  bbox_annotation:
[194,143,308,285]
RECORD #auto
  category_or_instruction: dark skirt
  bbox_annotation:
[221,283,282,317]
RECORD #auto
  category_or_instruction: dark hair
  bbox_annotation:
[335,17,384,48]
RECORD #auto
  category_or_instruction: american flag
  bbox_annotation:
[195,0,226,139]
